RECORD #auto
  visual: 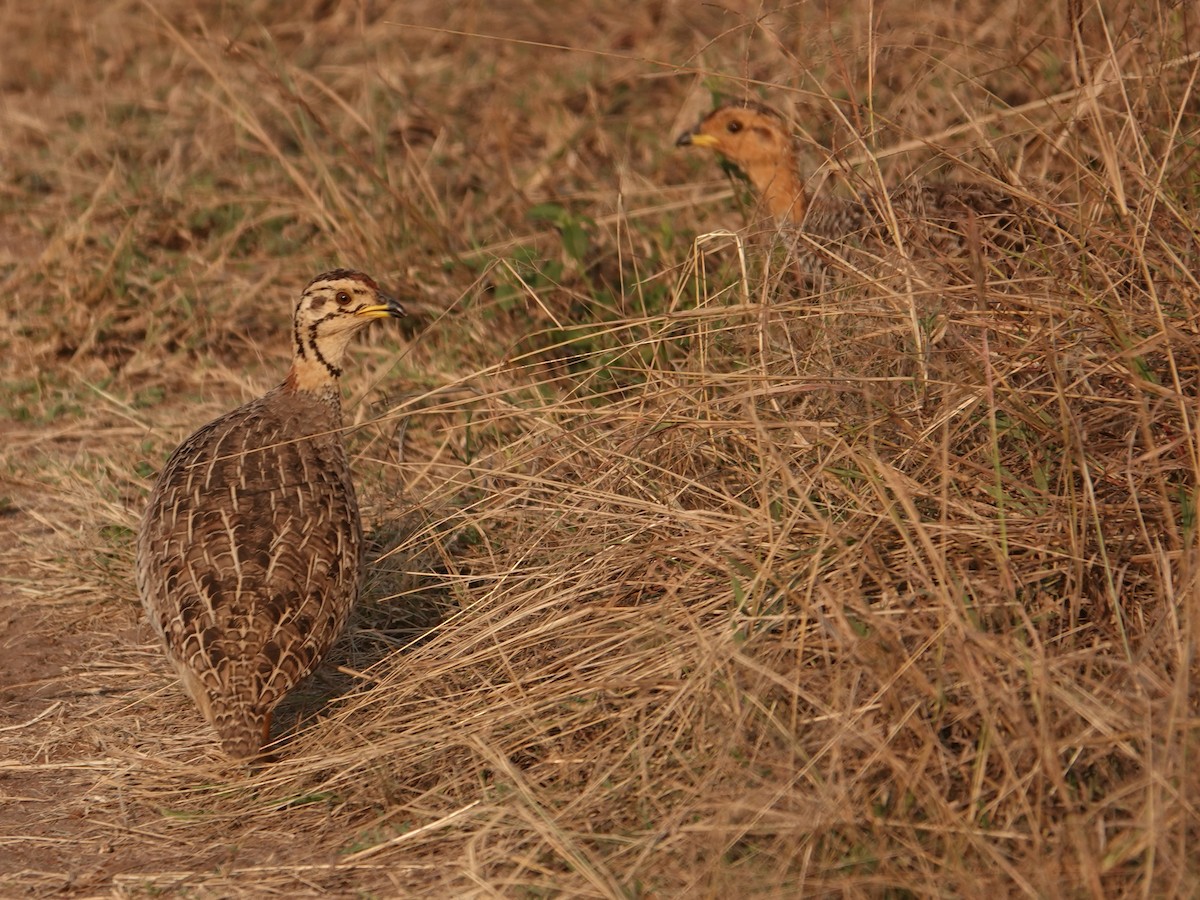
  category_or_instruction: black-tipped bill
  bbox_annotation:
[355,292,406,320]
[678,130,719,149]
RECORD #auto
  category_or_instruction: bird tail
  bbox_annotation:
[212,706,272,761]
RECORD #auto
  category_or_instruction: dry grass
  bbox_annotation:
[3,0,1200,896]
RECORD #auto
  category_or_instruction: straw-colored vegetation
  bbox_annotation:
[3,0,1198,896]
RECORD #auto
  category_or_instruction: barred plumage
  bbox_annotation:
[136,270,405,760]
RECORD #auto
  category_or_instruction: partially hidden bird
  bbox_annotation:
[136,269,405,760]
[677,102,1052,273]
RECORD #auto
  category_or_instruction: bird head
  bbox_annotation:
[289,269,405,386]
[675,103,794,174]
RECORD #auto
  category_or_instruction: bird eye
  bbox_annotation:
[726,120,743,134]
[335,291,351,305]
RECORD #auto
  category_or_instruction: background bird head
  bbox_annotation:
[675,103,794,175]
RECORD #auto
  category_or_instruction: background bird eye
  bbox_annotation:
[336,291,351,305]
[727,120,743,134]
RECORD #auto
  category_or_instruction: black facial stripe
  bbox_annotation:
[306,317,342,379]
[293,312,307,359]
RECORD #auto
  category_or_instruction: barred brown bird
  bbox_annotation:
[136,270,405,760]
[677,102,1048,271]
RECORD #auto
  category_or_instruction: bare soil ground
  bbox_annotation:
[3,0,1200,896]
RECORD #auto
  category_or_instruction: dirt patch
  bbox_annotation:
[0,512,114,891]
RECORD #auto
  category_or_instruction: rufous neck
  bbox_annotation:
[745,158,807,226]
